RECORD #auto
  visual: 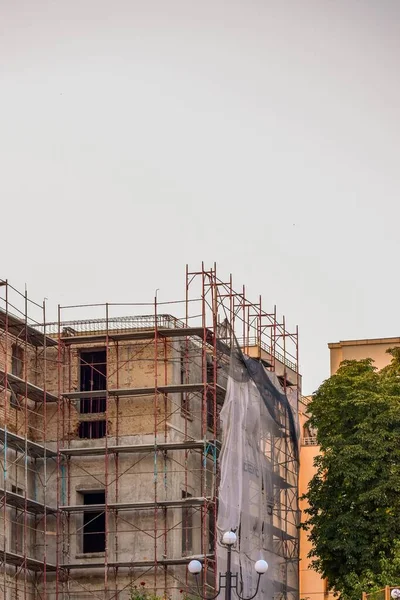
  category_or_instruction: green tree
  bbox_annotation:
[303,352,400,600]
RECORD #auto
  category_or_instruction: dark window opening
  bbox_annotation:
[208,506,216,553]
[78,420,107,439]
[182,490,193,555]
[79,350,107,414]
[207,362,216,431]
[278,375,292,389]
[83,491,105,554]
[11,344,24,378]
[180,351,190,417]
[207,389,216,431]
[10,344,23,409]
[206,362,214,383]
[10,389,22,410]
[11,486,24,554]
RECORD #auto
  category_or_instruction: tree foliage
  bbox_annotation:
[303,350,400,600]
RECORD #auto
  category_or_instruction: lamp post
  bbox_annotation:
[188,531,268,600]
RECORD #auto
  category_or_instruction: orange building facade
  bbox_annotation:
[299,336,400,600]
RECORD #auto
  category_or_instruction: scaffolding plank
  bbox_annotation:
[110,383,206,397]
[60,326,232,358]
[62,555,213,570]
[60,496,211,512]
[62,383,203,399]
[0,551,57,572]
[60,326,207,345]
[60,558,296,593]
[0,369,58,403]
[62,389,107,399]
[60,439,219,456]
[0,488,57,514]
[0,308,57,347]
[269,523,296,541]
[0,427,57,459]
[62,383,226,400]
[272,472,296,489]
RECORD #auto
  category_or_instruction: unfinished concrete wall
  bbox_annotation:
[32,334,218,600]
[43,569,185,600]
[0,337,42,439]
[0,326,220,600]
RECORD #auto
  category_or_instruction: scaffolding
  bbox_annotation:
[0,264,300,600]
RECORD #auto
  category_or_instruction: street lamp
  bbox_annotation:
[188,530,268,600]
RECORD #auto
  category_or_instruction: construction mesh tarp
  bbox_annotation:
[217,342,299,600]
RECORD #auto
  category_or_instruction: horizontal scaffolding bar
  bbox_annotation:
[59,326,232,359]
[59,558,297,593]
[60,439,220,456]
[0,427,57,459]
[272,472,296,490]
[0,429,220,459]
[0,488,57,514]
[60,326,207,345]
[60,496,211,512]
[0,551,57,572]
[0,369,58,403]
[0,308,57,347]
[62,383,226,401]
[269,523,297,541]
[62,555,214,570]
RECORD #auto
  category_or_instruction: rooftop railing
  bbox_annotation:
[35,316,298,372]
[302,436,318,446]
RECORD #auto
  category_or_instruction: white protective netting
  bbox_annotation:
[217,345,299,600]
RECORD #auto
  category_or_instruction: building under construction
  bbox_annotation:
[0,265,300,600]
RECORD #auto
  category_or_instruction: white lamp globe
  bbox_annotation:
[254,560,268,574]
[188,560,202,575]
[391,590,400,599]
[222,531,237,546]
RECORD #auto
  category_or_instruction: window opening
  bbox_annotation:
[11,344,24,378]
[180,350,190,417]
[208,505,215,553]
[10,486,24,554]
[10,388,22,410]
[207,390,215,430]
[10,345,24,410]
[207,362,215,430]
[182,490,193,555]
[82,491,106,553]
[78,420,107,439]
[79,350,106,414]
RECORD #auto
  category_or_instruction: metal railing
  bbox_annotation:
[36,314,185,336]
[237,336,298,372]
[363,586,400,600]
[33,317,298,372]
[302,436,318,446]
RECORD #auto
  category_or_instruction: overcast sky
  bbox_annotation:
[1,0,399,394]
